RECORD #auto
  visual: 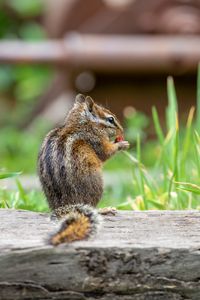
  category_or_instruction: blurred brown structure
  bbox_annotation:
[1,0,200,126]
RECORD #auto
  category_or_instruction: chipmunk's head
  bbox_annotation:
[74,94,124,138]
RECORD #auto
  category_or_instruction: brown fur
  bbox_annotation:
[38,94,129,244]
[50,213,90,245]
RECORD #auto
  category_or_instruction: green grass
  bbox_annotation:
[0,171,48,211]
[107,76,200,210]
[0,73,200,211]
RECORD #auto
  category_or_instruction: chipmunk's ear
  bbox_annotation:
[85,96,94,112]
[75,94,86,104]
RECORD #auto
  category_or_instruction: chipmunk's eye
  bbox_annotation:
[106,116,115,124]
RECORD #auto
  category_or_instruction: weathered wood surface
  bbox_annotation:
[1,209,200,299]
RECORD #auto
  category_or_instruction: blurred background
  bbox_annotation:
[0,0,200,211]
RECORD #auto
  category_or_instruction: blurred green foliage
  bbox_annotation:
[0,70,200,211]
[125,110,149,142]
[7,0,43,18]
[0,75,200,212]
[0,120,52,173]
[0,0,51,211]
[0,174,48,212]
[0,0,45,39]
[0,0,199,212]
[0,0,53,125]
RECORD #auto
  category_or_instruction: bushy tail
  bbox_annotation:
[50,204,101,246]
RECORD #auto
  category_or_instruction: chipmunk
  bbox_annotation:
[38,94,129,245]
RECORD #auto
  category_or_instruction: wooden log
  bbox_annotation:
[1,34,200,73]
[1,209,200,299]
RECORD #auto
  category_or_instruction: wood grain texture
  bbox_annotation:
[1,209,200,299]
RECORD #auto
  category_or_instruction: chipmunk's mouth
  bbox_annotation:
[108,127,124,141]
[110,133,124,143]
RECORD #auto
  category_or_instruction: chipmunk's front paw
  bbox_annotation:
[99,207,117,215]
[117,141,130,151]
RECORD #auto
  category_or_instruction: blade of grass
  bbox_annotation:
[194,131,200,176]
[173,114,179,182]
[167,171,175,207]
[2,198,10,208]
[166,77,178,171]
[15,179,28,204]
[175,181,200,195]
[147,199,165,210]
[194,130,200,143]
[181,107,195,177]
[154,128,173,171]
[0,172,21,179]
[152,106,165,145]
[136,134,147,209]
[124,150,158,193]
[167,114,180,208]
[196,63,200,132]
[166,76,178,132]
[123,151,145,169]
[116,201,133,210]
[152,105,172,190]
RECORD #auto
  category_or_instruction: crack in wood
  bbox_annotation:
[1,209,200,299]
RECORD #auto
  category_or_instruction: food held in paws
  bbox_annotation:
[115,136,124,143]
